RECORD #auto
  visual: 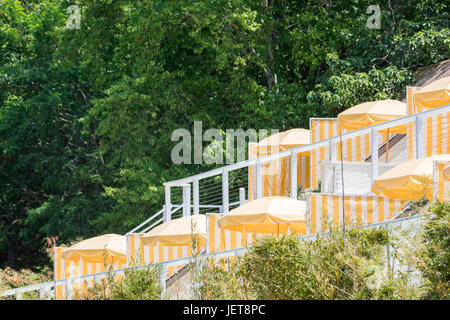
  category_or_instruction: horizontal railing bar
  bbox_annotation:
[170,205,183,213]
[198,204,223,208]
[375,104,449,131]
[141,217,164,233]
[0,281,54,297]
[128,205,190,236]
[127,208,165,234]
[320,160,402,167]
[259,105,449,162]
[127,205,183,234]
[165,160,256,187]
[307,191,395,197]
[309,117,338,121]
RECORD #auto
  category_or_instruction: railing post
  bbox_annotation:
[126,234,130,267]
[67,280,72,300]
[290,151,298,199]
[182,183,191,217]
[256,159,263,199]
[193,178,199,215]
[239,188,246,206]
[39,287,45,300]
[164,184,171,222]
[222,169,229,213]
[415,115,424,159]
[433,160,448,202]
[306,193,310,236]
[371,128,379,186]
[65,279,68,300]
[329,139,337,162]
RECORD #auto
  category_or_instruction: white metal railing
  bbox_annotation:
[126,103,449,233]
[127,202,245,234]
[131,103,449,229]
[0,281,55,300]
[127,207,166,234]
[164,104,450,219]
[1,215,421,300]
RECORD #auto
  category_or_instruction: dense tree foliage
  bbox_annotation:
[0,0,448,269]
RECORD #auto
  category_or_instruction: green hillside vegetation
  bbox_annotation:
[0,0,448,272]
[26,201,444,300]
[192,202,448,300]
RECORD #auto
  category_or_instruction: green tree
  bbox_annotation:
[0,0,110,268]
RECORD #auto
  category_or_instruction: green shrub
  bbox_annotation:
[191,225,425,300]
[191,257,253,300]
[418,201,450,299]
[75,266,162,300]
[240,228,395,300]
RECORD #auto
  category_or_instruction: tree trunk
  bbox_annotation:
[262,0,278,93]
